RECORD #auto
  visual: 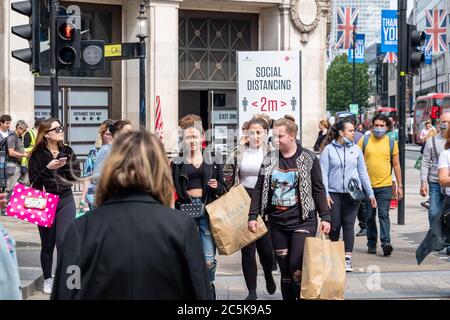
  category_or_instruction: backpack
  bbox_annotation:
[362,134,395,169]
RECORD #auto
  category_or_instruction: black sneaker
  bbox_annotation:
[367,247,376,254]
[356,228,367,237]
[382,243,393,256]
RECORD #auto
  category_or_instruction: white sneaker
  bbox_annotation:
[43,278,53,295]
[345,256,353,272]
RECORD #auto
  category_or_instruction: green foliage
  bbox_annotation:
[327,53,370,115]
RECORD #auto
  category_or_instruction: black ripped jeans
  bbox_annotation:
[270,216,318,300]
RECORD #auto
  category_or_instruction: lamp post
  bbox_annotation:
[137,1,148,128]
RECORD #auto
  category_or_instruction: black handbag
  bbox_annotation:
[348,178,366,201]
[179,198,206,219]
[179,161,213,219]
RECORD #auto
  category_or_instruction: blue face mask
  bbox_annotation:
[342,137,354,147]
[373,127,386,138]
[440,123,448,130]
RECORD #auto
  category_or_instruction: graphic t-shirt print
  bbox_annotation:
[271,168,299,209]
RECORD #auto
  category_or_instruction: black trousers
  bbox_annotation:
[329,193,360,253]
[241,188,275,292]
[38,193,76,280]
[270,216,317,300]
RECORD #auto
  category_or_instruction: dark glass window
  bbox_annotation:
[39,2,112,78]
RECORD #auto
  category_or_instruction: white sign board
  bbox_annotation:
[213,111,238,124]
[237,51,301,137]
[70,109,108,124]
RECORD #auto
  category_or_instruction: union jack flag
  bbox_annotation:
[424,9,447,53]
[335,7,359,49]
[383,52,398,64]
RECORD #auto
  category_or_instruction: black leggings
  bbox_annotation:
[329,193,360,253]
[38,194,76,280]
[241,230,274,292]
[271,216,317,300]
[241,187,275,292]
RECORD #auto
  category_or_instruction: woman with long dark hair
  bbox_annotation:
[28,118,81,295]
[320,120,376,271]
[223,115,276,300]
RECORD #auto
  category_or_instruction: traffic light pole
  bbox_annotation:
[397,0,407,225]
[50,0,59,119]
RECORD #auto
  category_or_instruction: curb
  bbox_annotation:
[16,241,41,248]
[19,267,44,300]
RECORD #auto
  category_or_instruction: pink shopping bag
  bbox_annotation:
[6,183,59,228]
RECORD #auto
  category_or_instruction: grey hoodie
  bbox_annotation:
[320,140,374,198]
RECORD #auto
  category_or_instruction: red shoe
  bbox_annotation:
[390,199,398,209]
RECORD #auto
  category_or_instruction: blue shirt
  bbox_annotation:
[320,140,374,198]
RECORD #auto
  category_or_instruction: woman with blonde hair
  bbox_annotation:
[79,119,114,211]
[248,115,331,300]
[171,114,227,300]
[51,131,211,299]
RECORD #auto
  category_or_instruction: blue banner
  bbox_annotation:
[348,34,365,63]
[381,10,398,53]
[422,42,432,65]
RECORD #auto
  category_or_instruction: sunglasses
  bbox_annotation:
[46,126,64,134]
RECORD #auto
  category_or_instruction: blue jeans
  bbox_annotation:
[195,212,217,283]
[428,182,445,228]
[366,186,392,249]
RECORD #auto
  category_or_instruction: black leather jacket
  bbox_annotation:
[171,152,227,207]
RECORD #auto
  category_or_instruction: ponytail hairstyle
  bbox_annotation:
[321,120,353,151]
[273,115,298,137]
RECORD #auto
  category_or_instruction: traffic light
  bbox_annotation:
[406,23,425,76]
[56,15,81,69]
[11,0,41,73]
[80,40,105,71]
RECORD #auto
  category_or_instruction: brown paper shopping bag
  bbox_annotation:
[300,234,346,300]
[205,184,268,255]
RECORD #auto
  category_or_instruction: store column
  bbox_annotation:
[148,0,182,154]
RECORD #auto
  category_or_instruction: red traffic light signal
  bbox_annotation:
[56,15,80,69]
[58,22,75,40]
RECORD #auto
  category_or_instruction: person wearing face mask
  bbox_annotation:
[419,112,450,256]
[358,114,403,256]
[320,120,376,272]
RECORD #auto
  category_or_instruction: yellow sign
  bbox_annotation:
[105,44,122,57]
[400,71,406,77]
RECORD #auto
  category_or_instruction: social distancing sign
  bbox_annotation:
[237,51,301,137]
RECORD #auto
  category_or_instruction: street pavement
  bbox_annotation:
[3,144,450,300]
